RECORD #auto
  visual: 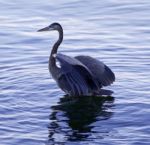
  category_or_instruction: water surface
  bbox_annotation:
[0,0,150,145]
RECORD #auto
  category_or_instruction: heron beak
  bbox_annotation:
[37,26,53,32]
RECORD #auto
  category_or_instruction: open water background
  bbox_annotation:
[0,0,150,144]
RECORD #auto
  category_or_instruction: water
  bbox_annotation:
[0,0,150,144]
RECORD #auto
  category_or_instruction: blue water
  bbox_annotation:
[0,0,150,145]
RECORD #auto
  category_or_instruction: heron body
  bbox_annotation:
[38,23,115,96]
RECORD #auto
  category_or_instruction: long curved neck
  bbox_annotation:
[49,28,63,68]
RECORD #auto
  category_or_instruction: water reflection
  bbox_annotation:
[47,95,114,144]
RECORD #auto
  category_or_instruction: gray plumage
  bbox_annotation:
[38,22,115,96]
[75,56,115,86]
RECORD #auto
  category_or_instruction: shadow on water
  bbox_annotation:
[46,95,115,144]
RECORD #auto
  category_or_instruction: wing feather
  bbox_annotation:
[75,55,115,87]
[56,53,97,96]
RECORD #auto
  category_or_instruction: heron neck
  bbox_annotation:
[50,29,63,67]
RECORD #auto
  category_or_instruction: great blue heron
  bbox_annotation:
[38,22,115,96]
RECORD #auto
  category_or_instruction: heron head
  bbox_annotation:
[37,22,62,32]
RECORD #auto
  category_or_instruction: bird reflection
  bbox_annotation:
[47,95,115,144]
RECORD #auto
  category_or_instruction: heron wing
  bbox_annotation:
[56,53,99,96]
[75,55,115,86]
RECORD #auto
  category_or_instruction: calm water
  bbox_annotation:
[0,0,150,145]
